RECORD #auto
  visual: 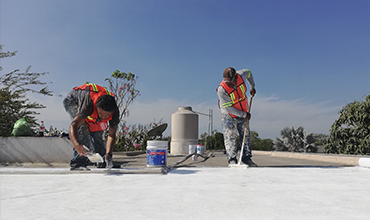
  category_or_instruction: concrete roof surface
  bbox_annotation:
[2,151,370,219]
[1,166,369,220]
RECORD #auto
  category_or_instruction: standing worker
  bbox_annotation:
[63,83,119,170]
[217,67,257,166]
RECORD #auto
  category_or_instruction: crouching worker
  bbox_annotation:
[63,83,119,170]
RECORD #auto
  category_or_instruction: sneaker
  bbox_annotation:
[70,155,90,168]
[242,158,258,167]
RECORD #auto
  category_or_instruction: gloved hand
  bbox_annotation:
[250,88,256,97]
[105,152,113,169]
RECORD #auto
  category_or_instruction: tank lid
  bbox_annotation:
[178,106,192,111]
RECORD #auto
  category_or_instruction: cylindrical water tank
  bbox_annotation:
[170,106,198,155]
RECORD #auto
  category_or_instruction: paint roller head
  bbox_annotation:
[86,153,104,163]
[228,164,248,169]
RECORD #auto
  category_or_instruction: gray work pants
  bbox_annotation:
[221,113,252,163]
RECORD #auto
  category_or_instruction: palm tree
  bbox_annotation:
[274,126,315,152]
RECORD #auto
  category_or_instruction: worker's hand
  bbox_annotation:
[105,153,113,169]
[250,88,256,97]
[245,112,251,120]
[81,145,92,157]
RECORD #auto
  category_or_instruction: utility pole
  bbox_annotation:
[193,109,213,147]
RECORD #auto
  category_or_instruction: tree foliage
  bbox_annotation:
[250,131,273,151]
[105,70,140,127]
[312,133,329,146]
[199,130,225,150]
[114,120,169,152]
[0,45,52,136]
[324,95,370,155]
[274,126,315,152]
[199,130,273,151]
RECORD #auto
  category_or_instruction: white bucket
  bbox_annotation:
[147,141,168,167]
[189,144,197,161]
[189,145,197,154]
[197,144,205,155]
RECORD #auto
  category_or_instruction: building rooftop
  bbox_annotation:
[1,151,370,219]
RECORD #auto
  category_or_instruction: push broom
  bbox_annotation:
[229,95,254,168]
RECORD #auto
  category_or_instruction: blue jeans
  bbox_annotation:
[221,114,251,163]
[63,97,106,167]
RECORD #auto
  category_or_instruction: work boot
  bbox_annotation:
[242,157,258,167]
[70,155,91,170]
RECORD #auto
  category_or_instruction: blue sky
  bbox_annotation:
[1,0,369,139]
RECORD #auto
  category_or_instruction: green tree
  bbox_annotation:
[250,131,273,151]
[274,126,315,152]
[105,70,140,124]
[0,46,52,136]
[200,130,272,151]
[324,95,370,155]
[313,133,328,146]
[199,130,225,151]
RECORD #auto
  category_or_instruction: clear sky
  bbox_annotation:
[1,0,369,139]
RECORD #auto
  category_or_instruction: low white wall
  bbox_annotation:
[0,137,73,164]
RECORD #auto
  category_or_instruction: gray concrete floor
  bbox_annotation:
[1,151,370,220]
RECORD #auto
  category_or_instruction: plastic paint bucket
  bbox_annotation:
[147,141,168,167]
[189,145,197,161]
[197,144,205,155]
[189,145,197,154]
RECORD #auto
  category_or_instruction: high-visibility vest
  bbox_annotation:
[218,74,248,118]
[74,83,115,132]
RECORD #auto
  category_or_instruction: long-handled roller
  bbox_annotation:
[229,95,254,168]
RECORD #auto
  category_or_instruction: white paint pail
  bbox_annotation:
[189,144,197,161]
[147,141,168,167]
[197,144,205,155]
[189,145,197,154]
